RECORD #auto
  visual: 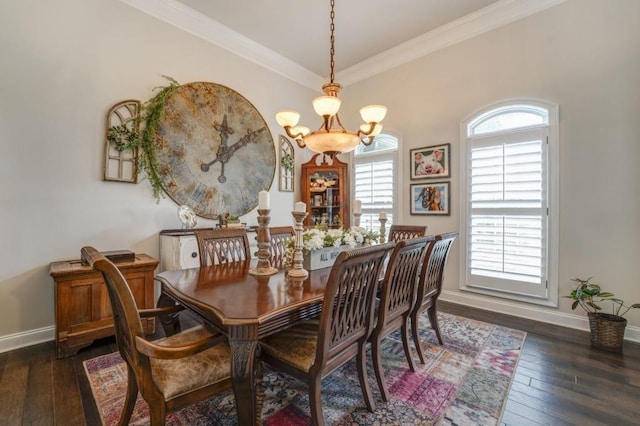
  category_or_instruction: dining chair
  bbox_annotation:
[260,242,396,426]
[195,228,251,266]
[410,232,458,363]
[81,246,233,426]
[388,225,428,242]
[268,226,295,267]
[369,236,433,401]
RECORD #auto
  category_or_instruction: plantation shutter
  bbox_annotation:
[467,127,549,297]
[354,156,394,231]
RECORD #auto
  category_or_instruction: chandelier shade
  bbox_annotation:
[275,0,387,157]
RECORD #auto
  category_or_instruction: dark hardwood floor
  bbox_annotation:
[1,302,638,425]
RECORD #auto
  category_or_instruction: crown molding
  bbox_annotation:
[120,0,567,90]
[118,0,325,89]
[337,0,568,85]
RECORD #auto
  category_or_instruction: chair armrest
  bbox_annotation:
[134,332,225,359]
[138,305,185,318]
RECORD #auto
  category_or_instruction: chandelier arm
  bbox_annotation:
[283,126,307,147]
[321,115,332,132]
[333,114,349,132]
[360,136,375,146]
[357,122,377,137]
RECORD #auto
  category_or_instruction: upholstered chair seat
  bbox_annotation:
[150,325,231,399]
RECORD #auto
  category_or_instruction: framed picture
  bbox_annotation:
[410,143,450,179]
[410,182,450,215]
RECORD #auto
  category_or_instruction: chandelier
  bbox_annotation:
[275,0,387,157]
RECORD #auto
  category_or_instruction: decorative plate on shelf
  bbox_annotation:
[155,82,275,219]
[177,205,197,229]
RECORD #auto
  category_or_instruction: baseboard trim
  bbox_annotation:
[0,326,55,354]
[2,292,638,353]
[441,290,640,343]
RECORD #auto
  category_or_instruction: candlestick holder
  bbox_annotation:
[249,209,278,276]
[353,212,362,227]
[379,217,388,244]
[288,210,309,279]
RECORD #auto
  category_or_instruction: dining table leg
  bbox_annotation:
[228,325,262,426]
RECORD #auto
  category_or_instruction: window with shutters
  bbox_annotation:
[353,134,398,231]
[460,101,559,305]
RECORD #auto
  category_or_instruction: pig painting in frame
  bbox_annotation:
[410,143,450,180]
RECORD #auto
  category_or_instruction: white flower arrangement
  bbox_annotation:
[284,226,380,271]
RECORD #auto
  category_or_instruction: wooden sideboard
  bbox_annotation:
[49,253,158,358]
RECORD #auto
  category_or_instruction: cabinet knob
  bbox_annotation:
[191,252,198,258]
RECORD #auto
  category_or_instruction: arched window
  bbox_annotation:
[460,100,558,305]
[352,134,398,231]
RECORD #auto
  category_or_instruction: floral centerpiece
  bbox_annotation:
[285,227,379,271]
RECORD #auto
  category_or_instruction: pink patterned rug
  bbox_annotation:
[83,312,525,425]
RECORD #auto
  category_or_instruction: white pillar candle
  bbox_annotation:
[353,199,362,214]
[259,190,270,210]
[294,201,307,212]
[379,211,387,220]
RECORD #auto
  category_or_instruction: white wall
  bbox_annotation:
[0,0,316,347]
[345,0,640,335]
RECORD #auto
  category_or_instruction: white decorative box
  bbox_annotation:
[303,245,350,271]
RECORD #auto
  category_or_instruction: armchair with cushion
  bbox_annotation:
[81,246,233,425]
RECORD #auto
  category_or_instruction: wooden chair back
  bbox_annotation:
[82,246,232,425]
[81,247,150,377]
[268,226,295,266]
[370,236,433,400]
[416,232,458,304]
[195,228,251,266]
[411,231,458,359]
[314,242,396,376]
[388,225,428,242]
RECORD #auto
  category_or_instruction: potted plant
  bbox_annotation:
[565,277,640,352]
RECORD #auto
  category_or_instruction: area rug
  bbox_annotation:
[83,312,526,425]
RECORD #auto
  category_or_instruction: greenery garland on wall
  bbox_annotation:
[107,76,180,201]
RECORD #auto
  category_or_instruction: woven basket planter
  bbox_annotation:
[587,312,627,352]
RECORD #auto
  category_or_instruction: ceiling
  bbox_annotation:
[177,0,500,76]
[121,0,566,88]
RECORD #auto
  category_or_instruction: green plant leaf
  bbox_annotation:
[571,300,579,310]
[587,301,601,310]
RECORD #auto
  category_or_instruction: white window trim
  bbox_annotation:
[459,99,559,307]
[350,132,400,229]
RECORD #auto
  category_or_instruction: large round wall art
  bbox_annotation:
[154,82,275,219]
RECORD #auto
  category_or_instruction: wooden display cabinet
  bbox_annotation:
[301,153,350,228]
[49,253,158,358]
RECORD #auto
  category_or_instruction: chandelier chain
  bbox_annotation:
[329,0,335,83]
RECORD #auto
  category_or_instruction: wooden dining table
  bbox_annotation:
[155,260,332,426]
